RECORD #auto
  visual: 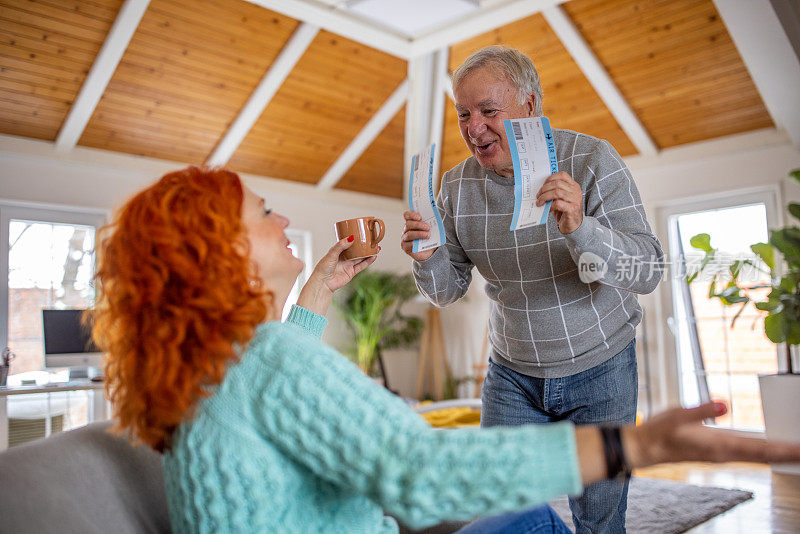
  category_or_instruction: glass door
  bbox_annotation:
[668,200,777,432]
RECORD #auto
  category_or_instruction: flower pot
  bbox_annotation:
[758,373,800,475]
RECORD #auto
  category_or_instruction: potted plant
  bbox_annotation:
[335,270,423,383]
[687,168,800,474]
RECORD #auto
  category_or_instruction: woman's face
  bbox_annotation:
[240,186,304,302]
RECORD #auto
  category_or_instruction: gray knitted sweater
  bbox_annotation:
[413,129,663,378]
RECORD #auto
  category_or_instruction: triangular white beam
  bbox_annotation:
[444,74,454,102]
[713,0,800,148]
[55,0,150,153]
[429,49,449,185]
[317,79,409,190]
[242,0,411,58]
[410,0,567,57]
[542,6,658,157]
[246,0,568,60]
[404,55,434,201]
[206,23,319,167]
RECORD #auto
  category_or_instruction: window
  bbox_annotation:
[2,203,106,379]
[1,202,106,445]
[664,188,780,432]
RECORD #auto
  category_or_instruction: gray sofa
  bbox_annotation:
[0,422,468,533]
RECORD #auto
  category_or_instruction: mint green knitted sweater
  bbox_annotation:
[163,305,582,533]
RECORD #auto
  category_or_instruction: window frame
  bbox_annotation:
[654,184,782,430]
[0,200,108,354]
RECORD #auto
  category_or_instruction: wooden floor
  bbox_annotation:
[634,462,800,533]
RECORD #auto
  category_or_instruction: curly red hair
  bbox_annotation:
[92,166,271,451]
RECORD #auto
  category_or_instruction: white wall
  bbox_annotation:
[0,134,426,397]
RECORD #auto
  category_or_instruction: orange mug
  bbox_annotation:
[334,217,385,260]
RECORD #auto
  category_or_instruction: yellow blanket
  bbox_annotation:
[418,405,481,428]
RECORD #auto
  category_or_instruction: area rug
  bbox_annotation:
[548,476,753,533]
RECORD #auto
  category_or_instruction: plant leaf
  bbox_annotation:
[750,242,775,271]
[690,233,713,252]
[790,203,800,222]
[765,312,787,343]
[755,300,781,312]
[789,168,800,185]
[770,229,800,262]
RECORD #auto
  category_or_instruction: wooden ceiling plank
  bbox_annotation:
[316,78,409,190]
[112,58,255,107]
[55,0,151,153]
[0,29,101,65]
[0,73,79,102]
[0,3,115,32]
[133,7,296,70]
[0,55,84,84]
[154,0,297,44]
[25,0,121,22]
[119,42,270,88]
[91,96,231,131]
[542,5,655,156]
[206,22,319,166]
[104,76,239,116]
[411,0,567,57]
[242,0,411,58]
[81,120,222,148]
[712,0,800,147]
[0,37,99,73]
[0,19,116,55]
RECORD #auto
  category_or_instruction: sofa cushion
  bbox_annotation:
[0,421,170,534]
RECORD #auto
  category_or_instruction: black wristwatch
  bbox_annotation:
[600,426,632,480]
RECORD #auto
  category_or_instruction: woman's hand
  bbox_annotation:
[296,237,378,316]
[576,401,800,486]
[624,402,800,468]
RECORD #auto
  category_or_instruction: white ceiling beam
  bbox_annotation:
[206,23,319,167]
[410,0,566,57]
[404,55,434,200]
[542,6,658,157]
[243,0,411,58]
[444,74,454,102]
[713,0,800,148]
[429,48,449,184]
[317,79,409,190]
[55,0,150,153]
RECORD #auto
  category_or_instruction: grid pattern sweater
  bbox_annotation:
[413,129,663,378]
[163,305,582,534]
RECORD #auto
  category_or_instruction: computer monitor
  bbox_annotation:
[42,309,103,378]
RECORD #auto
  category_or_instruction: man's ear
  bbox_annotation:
[526,94,536,117]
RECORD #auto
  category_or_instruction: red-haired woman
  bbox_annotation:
[93,166,800,534]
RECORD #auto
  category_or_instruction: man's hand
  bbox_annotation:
[536,171,583,234]
[401,211,436,261]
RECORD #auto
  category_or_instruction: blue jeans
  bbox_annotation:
[481,340,638,534]
[456,505,571,533]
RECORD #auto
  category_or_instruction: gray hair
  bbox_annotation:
[452,46,543,116]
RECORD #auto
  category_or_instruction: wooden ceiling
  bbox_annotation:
[0,0,779,199]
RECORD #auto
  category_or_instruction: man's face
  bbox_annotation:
[454,67,535,178]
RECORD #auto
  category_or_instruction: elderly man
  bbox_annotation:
[401,46,663,533]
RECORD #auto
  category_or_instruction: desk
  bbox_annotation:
[0,381,108,452]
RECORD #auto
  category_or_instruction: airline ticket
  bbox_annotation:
[408,143,445,253]
[503,117,558,231]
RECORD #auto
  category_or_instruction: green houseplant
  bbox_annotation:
[335,270,423,376]
[687,168,800,374]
